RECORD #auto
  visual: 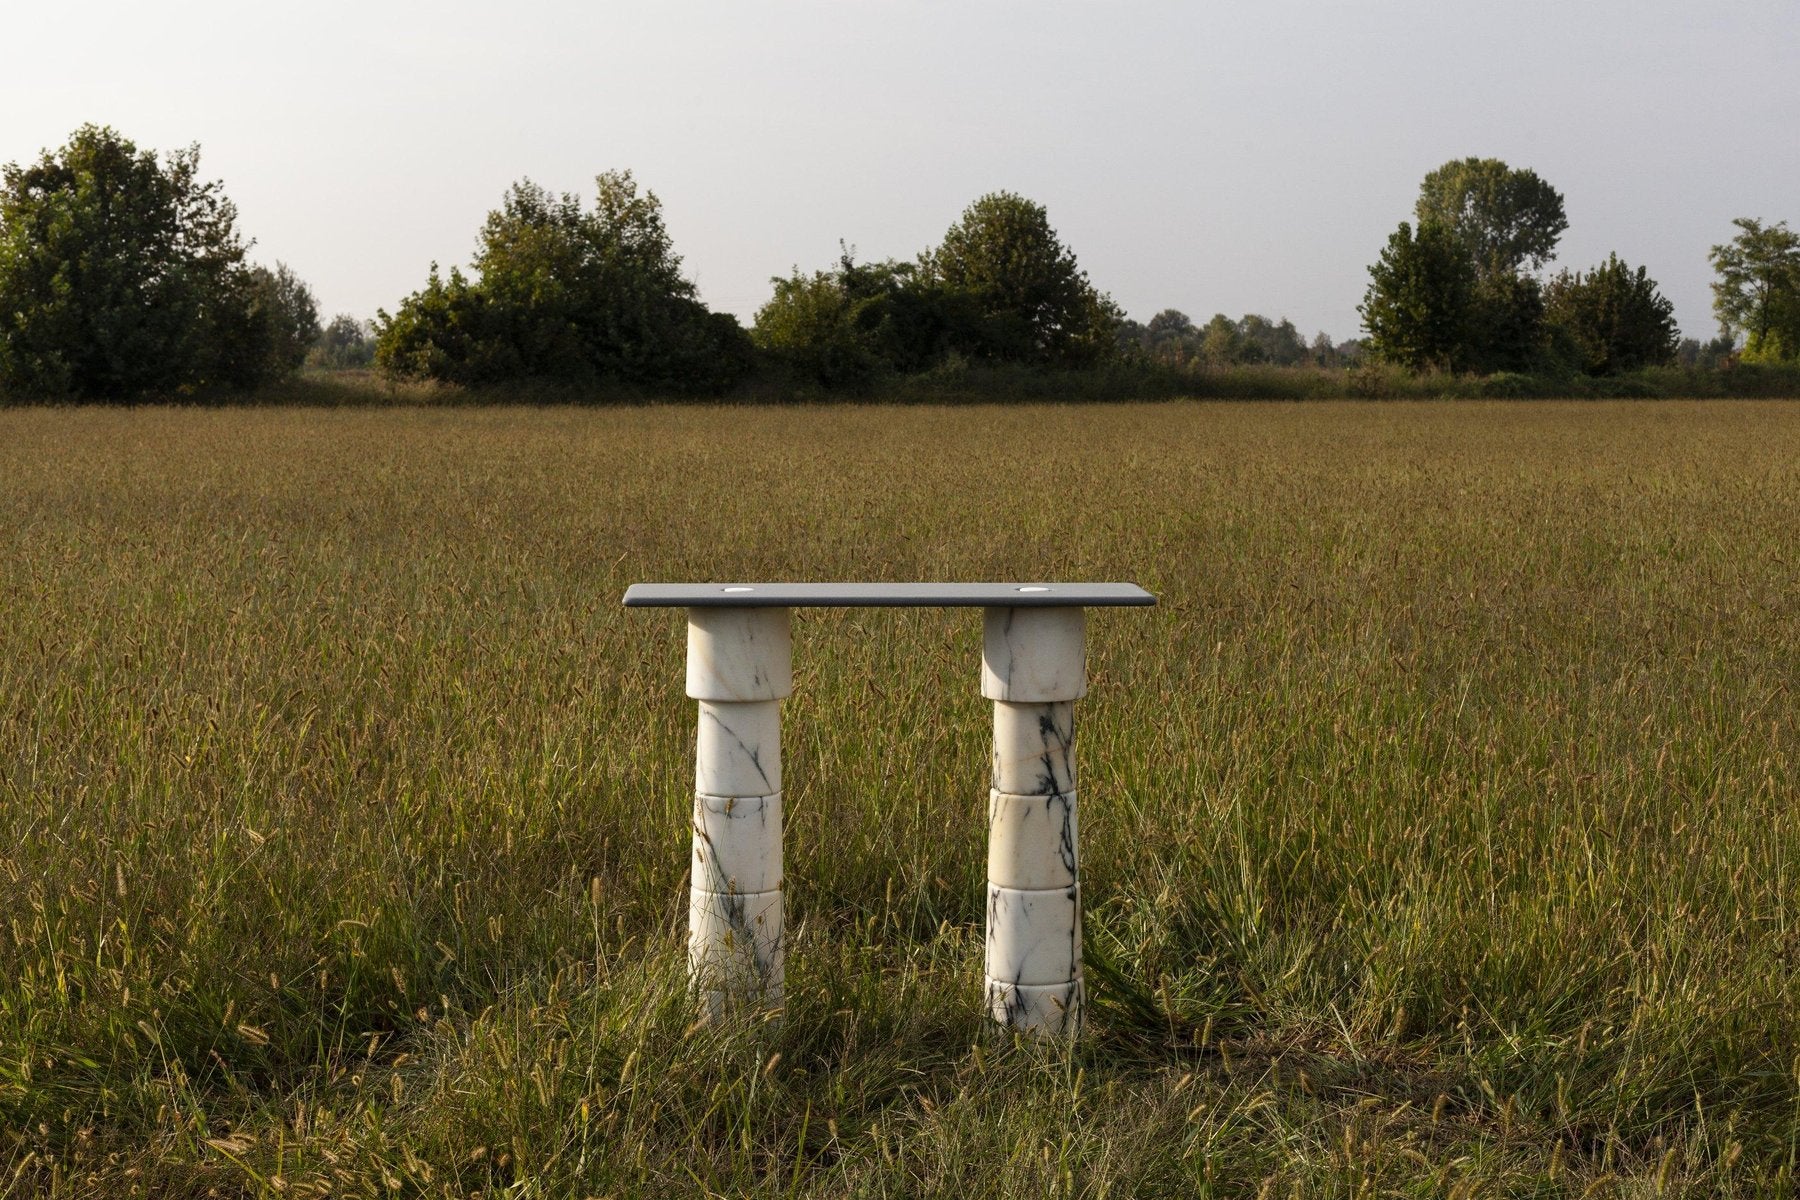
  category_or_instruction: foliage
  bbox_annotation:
[922,191,1123,366]
[0,124,314,399]
[308,313,377,369]
[1125,309,1343,368]
[1543,253,1680,375]
[1709,217,1800,362]
[752,248,969,391]
[753,190,1123,387]
[1415,156,1569,278]
[1466,271,1548,374]
[1676,334,1738,369]
[1358,220,1476,371]
[376,172,753,393]
[1362,160,1582,376]
[205,262,321,389]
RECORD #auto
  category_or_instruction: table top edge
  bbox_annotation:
[622,582,1157,608]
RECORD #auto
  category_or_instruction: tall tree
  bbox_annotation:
[0,124,306,399]
[1358,221,1475,371]
[1415,157,1568,279]
[1544,253,1679,375]
[1709,218,1800,361]
[924,191,1122,366]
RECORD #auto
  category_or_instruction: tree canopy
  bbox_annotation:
[1358,220,1476,372]
[376,171,752,393]
[923,192,1122,366]
[1710,218,1800,362]
[0,124,317,399]
[1415,157,1568,278]
[1544,253,1679,375]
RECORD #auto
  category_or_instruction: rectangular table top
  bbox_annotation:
[623,582,1156,608]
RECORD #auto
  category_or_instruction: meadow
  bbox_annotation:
[1,399,1796,1197]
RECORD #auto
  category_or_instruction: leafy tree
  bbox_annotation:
[1144,309,1195,346]
[1135,311,1326,368]
[1675,334,1737,369]
[1416,157,1568,278]
[1358,221,1475,371]
[1114,317,1149,357]
[755,266,873,388]
[1199,314,1243,365]
[377,171,752,393]
[1709,218,1800,362]
[1543,253,1679,375]
[258,263,320,375]
[1467,272,1547,374]
[753,247,970,390]
[310,313,376,369]
[923,191,1122,366]
[1361,159,1569,375]
[0,124,308,399]
[1132,309,1200,365]
[1238,314,1309,366]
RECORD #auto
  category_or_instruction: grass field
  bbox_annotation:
[1,400,1797,1197]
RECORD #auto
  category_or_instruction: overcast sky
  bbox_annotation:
[5,0,1795,342]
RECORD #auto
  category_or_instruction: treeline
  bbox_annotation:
[3,125,1799,403]
[1121,310,1362,369]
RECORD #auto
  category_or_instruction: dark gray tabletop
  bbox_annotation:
[623,582,1156,608]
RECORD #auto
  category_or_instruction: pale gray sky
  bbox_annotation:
[6,1,1795,343]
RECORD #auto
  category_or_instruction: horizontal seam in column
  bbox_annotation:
[986,883,1079,895]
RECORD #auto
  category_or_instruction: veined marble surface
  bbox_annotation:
[697,699,782,797]
[992,700,1075,795]
[981,606,1086,702]
[985,977,1083,1035]
[688,885,783,1002]
[985,883,1080,986]
[988,789,1077,890]
[686,606,792,701]
[692,792,782,895]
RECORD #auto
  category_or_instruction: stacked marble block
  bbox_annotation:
[983,606,1086,1036]
[674,595,1098,1035]
[686,606,790,1016]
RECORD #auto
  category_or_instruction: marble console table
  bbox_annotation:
[623,582,1156,1035]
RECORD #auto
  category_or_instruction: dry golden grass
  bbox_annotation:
[0,400,1796,1196]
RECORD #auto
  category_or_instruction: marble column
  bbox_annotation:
[686,606,790,1016]
[981,604,1085,1035]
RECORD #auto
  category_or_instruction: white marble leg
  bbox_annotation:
[686,607,790,1016]
[981,606,1086,1036]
